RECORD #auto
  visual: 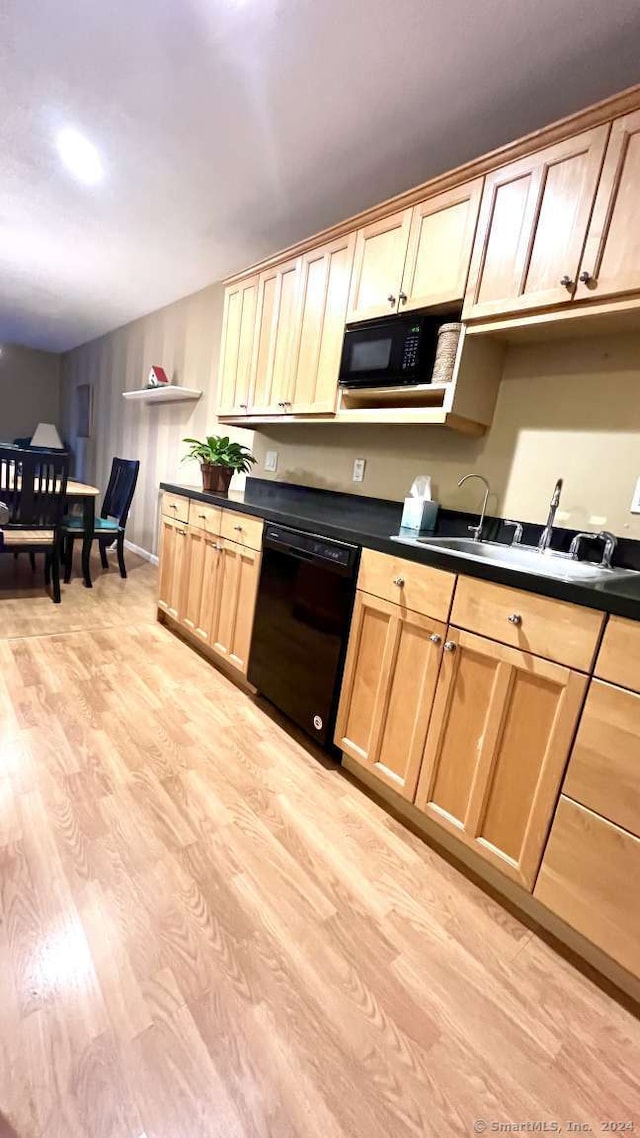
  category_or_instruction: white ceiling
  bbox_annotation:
[2,0,640,354]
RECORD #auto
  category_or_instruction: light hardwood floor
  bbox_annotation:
[0,551,638,1137]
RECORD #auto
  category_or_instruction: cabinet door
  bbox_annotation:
[157,516,188,622]
[211,539,261,674]
[346,208,412,323]
[217,277,258,415]
[534,796,640,979]
[400,179,483,311]
[576,111,640,302]
[334,592,446,801]
[182,529,222,644]
[463,126,609,319]
[288,233,356,414]
[415,629,587,888]
[249,257,300,414]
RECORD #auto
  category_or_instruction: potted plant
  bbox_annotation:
[182,435,257,494]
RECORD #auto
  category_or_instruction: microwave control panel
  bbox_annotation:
[401,327,421,370]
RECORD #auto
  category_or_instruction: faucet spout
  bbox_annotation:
[458,474,490,543]
[538,478,564,553]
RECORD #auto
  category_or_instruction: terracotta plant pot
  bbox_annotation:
[201,463,233,494]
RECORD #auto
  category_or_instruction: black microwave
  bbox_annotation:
[338,314,439,389]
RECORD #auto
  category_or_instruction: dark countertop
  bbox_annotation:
[160,478,640,621]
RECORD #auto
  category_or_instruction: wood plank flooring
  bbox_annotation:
[0,551,639,1137]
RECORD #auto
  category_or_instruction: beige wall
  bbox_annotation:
[0,343,61,442]
[61,283,251,557]
[251,332,640,540]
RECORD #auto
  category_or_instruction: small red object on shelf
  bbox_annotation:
[147,366,170,387]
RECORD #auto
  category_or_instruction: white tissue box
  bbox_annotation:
[400,497,439,535]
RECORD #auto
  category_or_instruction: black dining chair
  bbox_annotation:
[0,445,69,603]
[63,457,139,582]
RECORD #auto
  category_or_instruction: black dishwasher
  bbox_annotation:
[248,524,359,749]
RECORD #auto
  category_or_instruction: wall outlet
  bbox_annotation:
[631,476,640,514]
[352,458,366,483]
[264,450,278,473]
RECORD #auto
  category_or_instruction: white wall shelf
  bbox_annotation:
[122,385,202,404]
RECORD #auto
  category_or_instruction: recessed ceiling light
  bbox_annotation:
[56,128,103,185]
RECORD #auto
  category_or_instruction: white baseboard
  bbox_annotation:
[124,539,158,566]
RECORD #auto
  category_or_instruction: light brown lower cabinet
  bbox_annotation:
[182,527,221,644]
[210,539,261,674]
[157,515,189,621]
[158,519,261,677]
[534,796,640,978]
[414,628,587,888]
[335,591,446,800]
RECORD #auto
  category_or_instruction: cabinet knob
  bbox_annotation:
[579,270,594,285]
[239,403,248,410]
[443,640,457,652]
[560,275,573,289]
[393,575,405,587]
[176,528,186,537]
[429,633,442,645]
[233,524,243,532]
[508,613,522,625]
[387,294,396,306]
[198,513,206,519]
[169,503,177,510]
[399,291,408,304]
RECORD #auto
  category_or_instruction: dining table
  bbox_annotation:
[65,479,100,588]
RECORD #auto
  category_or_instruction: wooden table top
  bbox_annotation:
[67,479,100,497]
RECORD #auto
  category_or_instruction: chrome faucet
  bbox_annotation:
[538,478,563,553]
[571,530,617,568]
[458,474,490,542]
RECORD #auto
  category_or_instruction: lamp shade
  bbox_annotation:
[30,422,64,449]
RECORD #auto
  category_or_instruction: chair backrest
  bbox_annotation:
[0,445,69,529]
[101,457,140,527]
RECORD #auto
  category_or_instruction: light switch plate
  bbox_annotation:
[264,450,278,473]
[352,458,366,483]
[631,476,640,514]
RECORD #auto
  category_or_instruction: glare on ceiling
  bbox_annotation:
[56,128,103,185]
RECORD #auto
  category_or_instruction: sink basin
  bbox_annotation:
[391,535,638,584]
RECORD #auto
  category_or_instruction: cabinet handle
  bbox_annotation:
[508,613,522,625]
[399,291,408,304]
[169,503,177,510]
[233,524,243,532]
[176,529,186,536]
[392,575,405,586]
[239,403,248,410]
[198,513,206,519]
[560,275,573,289]
[387,294,396,306]
[429,633,442,645]
[579,270,594,285]
[443,640,457,652]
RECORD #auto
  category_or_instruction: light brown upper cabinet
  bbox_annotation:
[414,629,587,889]
[575,110,640,303]
[335,591,446,801]
[287,233,356,414]
[346,207,413,322]
[249,256,300,415]
[217,276,258,416]
[399,179,483,312]
[463,126,610,320]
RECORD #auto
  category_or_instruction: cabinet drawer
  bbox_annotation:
[563,679,640,837]
[595,615,640,691]
[220,509,263,551]
[535,796,640,979]
[451,577,604,671]
[357,548,455,622]
[161,492,190,524]
[188,500,222,536]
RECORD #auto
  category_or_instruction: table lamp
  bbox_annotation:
[30,422,64,449]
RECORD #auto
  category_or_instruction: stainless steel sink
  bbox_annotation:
[391,535,638,584]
